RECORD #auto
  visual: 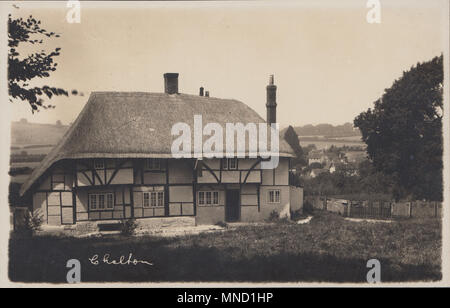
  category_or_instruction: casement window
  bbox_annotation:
[268,189,281,204]
[198,191,220,206]
[94,159,105,170]
[222,158,237,170]
[143,191,165,208]
[146,158,162,170]
[89,193,114,210]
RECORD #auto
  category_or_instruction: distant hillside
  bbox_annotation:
[11,119,69,145]
[282,123,361,138]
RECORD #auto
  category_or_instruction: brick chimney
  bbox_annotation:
[164,73,179,94]
[266,74,277,125]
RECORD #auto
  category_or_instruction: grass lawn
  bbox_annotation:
[9,211,441,283]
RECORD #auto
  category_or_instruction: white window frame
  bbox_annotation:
[146,158,162,171]
[223,158,237,170]
[268,189,281,204]
[143,191,165,208]
[89,193,114,211]
[94,159,105,170]
[198,191,220,206]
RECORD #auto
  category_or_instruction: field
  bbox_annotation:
[300,139,365,150]
[9,211,441,283]
[10,145,54,156]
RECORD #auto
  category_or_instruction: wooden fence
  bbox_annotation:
[304,196,442,219]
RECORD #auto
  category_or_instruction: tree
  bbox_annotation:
[283,125,307,167]
[8,13,78,112]
[309,162,323,169]
[354,55,443,201]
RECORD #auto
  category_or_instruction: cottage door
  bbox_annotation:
[225,190,240,222]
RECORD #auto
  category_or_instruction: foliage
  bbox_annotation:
[309,162,323,169]
[16,209,43,236]
[354,55,443,201]
[303,199,314,214]
[283,122,360,138]
[215,221,229,229]
[289,171,303,187]
[303,158,395,198]
[267,210,280,222]
[10,154,46,163]
[290,209,307,221]
[9,166,33,176]
[121,218,138,236]
[8,14,79,112]
[283,125,307,167]
[9,182,32,207]
[302,144,317,154]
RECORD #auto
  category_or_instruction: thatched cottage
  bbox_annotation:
[20,73,303,227]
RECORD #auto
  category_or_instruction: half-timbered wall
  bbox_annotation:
[169,185,194,216]
[133,186,166,218]
[195,184,225,225]
[257,157,291,220]
[31,157,296,225]
[76,186,132,221]
[197,158,262,184]
[32,163,75,226]
[76,159,133,187]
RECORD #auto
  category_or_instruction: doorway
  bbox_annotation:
[225,190,240,222]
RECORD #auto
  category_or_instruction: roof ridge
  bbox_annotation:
[90,91,242,102]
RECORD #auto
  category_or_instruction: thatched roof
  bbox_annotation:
[20,92,294,196]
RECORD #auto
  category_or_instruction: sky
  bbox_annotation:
[4,0,448,127]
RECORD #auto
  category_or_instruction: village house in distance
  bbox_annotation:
[19,73,303,228]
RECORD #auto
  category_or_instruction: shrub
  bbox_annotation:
[267,210,280,222]
[303,200,314,214]
[16,209,43,237]
[121,218,138,236]
[291,209,306,221]
[215,221,228,229]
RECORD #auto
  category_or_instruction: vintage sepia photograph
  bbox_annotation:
[1,0,449,287]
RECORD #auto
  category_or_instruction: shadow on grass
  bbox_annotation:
[9,234,441,283]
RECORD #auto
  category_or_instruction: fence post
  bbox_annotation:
[409,202,412,218]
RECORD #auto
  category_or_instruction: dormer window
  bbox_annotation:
[94,159,104,170]
[146,158,161,170]
[222,158,237,170]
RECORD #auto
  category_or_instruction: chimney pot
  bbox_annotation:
[205,91,209,97]
[164,73,179,94]
[199,87,204,96]
[266,74,277,125]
